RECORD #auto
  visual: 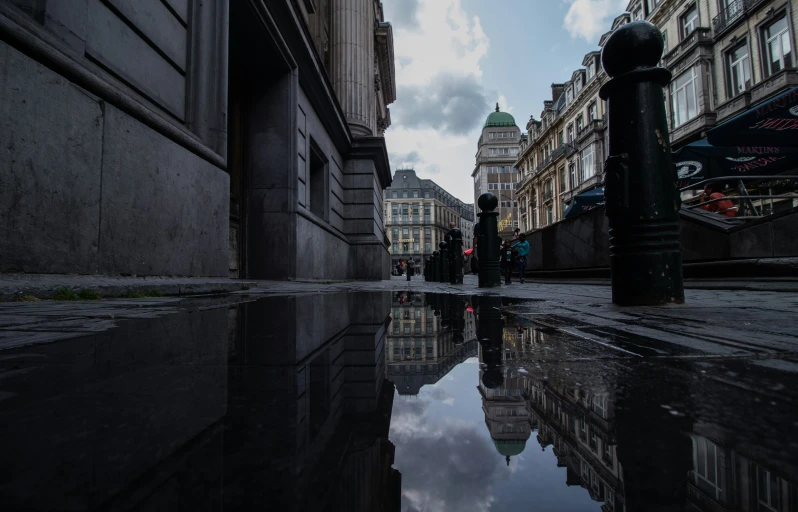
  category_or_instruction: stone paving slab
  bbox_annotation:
[0,274,795,359]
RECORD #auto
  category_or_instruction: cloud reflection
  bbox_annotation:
[391,393,503,512]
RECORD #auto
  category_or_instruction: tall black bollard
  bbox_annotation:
[599,21,684,306]
[430,251,439,282]
[423,258,430,281]
[477,193,501,288]
[449,228,464,284]
[438,242,449,283]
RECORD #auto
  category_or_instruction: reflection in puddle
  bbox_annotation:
[388,293,798,512]
[0,292,796,511]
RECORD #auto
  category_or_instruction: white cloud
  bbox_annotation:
[562,0,628,42]
[383,0,502,204]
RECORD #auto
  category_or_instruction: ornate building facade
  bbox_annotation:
[384,169,474,274]
[0,0,396,280]
[472,105,522,239]
[627,0,797,149]
[513,13,617,233]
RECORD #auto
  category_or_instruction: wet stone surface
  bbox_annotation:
[0,290,797,511]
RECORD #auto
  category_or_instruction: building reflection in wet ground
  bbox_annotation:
[1,291,797,511]
[0,293,401,511]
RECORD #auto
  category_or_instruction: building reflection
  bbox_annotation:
[0,292,400,511]
[475,296,533,466]
[476,317,798,512]
[386,292,477,395]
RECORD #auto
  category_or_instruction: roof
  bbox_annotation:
[484,103,518,128]
[493,439,527,457]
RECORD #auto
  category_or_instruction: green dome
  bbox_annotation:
[484,104,517,128]
[493,439,527,457]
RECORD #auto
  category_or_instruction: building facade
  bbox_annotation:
[0,0,396,281]
[517,0,797,234]
[627,0,797,148]
[386,293,477,395]
[384,169,475,274]
[472,105,522,239]
[514,15,617,233]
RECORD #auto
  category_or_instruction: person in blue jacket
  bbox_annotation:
[514,233,530,284]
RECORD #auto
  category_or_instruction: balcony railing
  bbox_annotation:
[662,27,713,68]
[543,190,553,202]
[576,119,605,140]
[713,0,767,36]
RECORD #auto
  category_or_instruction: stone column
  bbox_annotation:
[330,0,375,136]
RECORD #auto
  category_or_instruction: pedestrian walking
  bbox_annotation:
[407,259,415,281]
[501,240,514,285]
[514,233,530,284]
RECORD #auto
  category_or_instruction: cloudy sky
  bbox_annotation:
[382,0,629,204]
[389,358,600,511]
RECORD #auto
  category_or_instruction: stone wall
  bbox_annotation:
[523,206,798,274]
[0,40,228,276]
[0,0,230,277]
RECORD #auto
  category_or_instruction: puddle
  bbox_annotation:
[0,291,797,511]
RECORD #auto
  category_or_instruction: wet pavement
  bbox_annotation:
[1,286,797,511]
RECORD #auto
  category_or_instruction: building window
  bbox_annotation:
[762,15,793,77]
[402,228,409,237]
[670,66,698,128]
[581,145,594,182]
[575,75,582,94]
[693,437,720,500]
[633,7,642,20]
[576,115,584,133]
[559,167,566,192]
[646,0,660,16]
[586,60,595,81]
[566,86,573,104]
[424,242,431,252]
[569,162,577,188]
[680,5,697,40]
[757,467,781,510]
[588,102,597,122]
[308,139,328,220]
[567,124,574,142]
[546,204,554,225]
[726,41,751,97]
[402,191,408,198]
[392,191,397,198]
[413,242,420,253]
[662,29,668,57]
[413,190,419,198]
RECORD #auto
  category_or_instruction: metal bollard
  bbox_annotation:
[599,21,684,306]
[438,242,449,283]
[477,193,501,288]
[423,258,429,281]
[449,228,464,284]
[430,251,439,282]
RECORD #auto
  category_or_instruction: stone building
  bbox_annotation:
[384,169,475,274]
[0,0,396,280]
[514,11,619,233]
[626,0,797,149]
[472,105,521,239]
[386,293,477,395]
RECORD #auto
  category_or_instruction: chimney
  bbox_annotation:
[551,83,566,102]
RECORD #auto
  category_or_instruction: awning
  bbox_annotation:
[563,187,604,219]
[706,87,798,147]
[673,138,798,187]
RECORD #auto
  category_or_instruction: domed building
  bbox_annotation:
[472,104,522,240]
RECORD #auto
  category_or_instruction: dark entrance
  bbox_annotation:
[227,1,295,278]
